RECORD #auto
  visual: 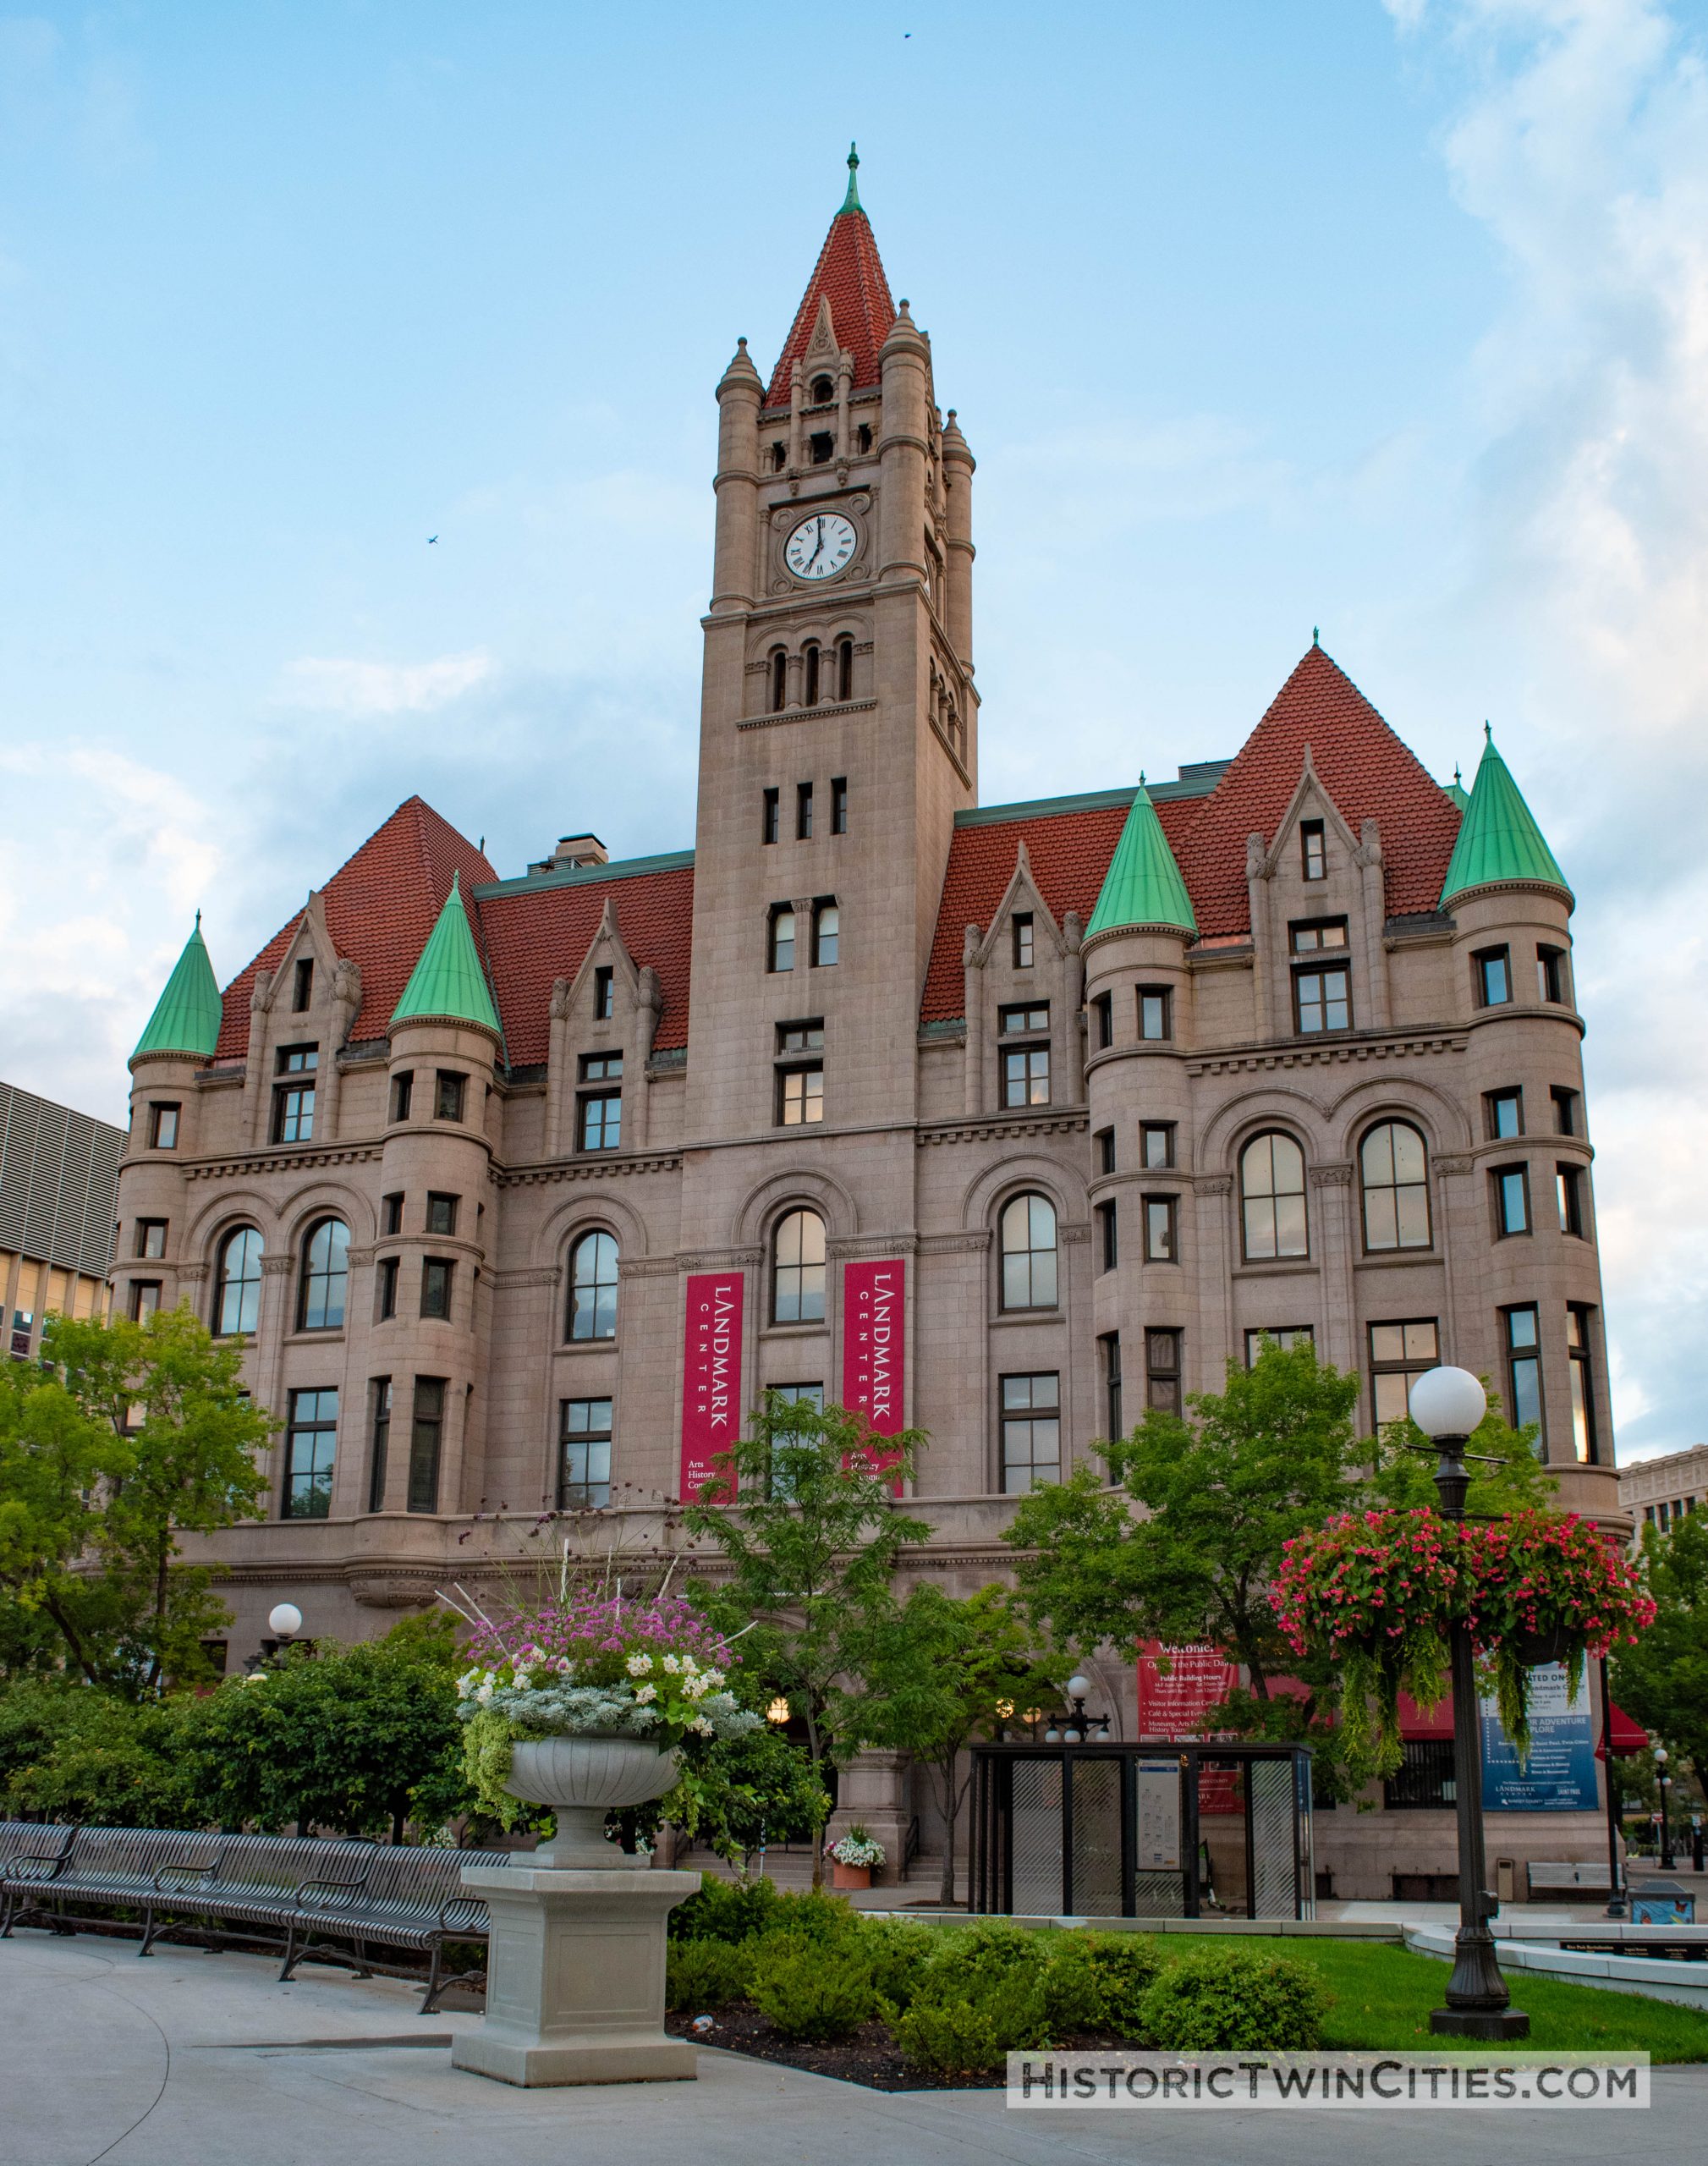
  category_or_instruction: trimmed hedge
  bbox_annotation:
[1137,1948,1327,2052]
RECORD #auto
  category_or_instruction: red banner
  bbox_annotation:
[1136,1641,1240,1739]
[680,1271,744,1503]
[841,1257,906,1486]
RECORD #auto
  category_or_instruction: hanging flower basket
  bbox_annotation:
[1459,1510,1655,1759]
[1271,1508,1464,1780]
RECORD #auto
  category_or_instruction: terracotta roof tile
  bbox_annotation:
[213,799,497,1061]
[765,206,896,407]
[475,865,696,1064]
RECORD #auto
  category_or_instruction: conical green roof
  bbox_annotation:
[1439,728,1569,908]
[1087,782,1197,938]
[132,918,222,1061]
[391,875,501,1034]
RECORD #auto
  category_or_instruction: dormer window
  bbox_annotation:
[1301,820,1326,881]
[293,958,314,1012]
[810,375,834,404]
[808,432,834,466]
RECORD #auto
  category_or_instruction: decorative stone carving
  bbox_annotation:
[348,1575,436,1609]
[550,977,574,1020]
[1246,833,1271,881]
[1354,817,1383,870]
[1308,1163,1355,1188]
[250,968,274,1014]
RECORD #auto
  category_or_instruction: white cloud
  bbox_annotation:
[283,649,495,717]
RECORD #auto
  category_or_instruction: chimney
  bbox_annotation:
[529,833,610,875]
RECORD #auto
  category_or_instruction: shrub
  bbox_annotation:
[748,1932,879,2042]
[893,1971,1052,2077]
[669,1872,784,1944]
[1137,1949,1328,2052]
[1042,1932,1163,2034]
[921,1918,1049,2000]
[665,1938,752,2013]
[767,1886,860,1944]
[856,1915,935,2012]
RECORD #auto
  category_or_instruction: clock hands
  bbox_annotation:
[806,518,826,570]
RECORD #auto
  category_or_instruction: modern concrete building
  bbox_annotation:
[116,153,1623,1894]
[1619,1443,1708,1542]
[1,1077,121,1358]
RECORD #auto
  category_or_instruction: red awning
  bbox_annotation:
[1398,1692,1649,1755]
[1596,1703,1650,1759]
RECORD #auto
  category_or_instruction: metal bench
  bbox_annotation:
[0,1823,79,1938]
[1,1826,509,2014]
[1526,1861,1613,1899]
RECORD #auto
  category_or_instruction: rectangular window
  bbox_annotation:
[777,1020,824,1055]
[1551,1086,1580,1137]
[283,1388,338,1520]
[1002,1045,1050,1108]
[1537,944,1567,1004]
[272,1082,316,1145]
[812,899,839,966]
[1095,1127,1116,1175]
[1096,1200,1118,1273]
[1475,947,1512,1007]
[1137,987,1173,1041]
[1289,919,1348,953]
[796,780,814,840]
[594,965,615,1020]
[1013,913,1035,968]
[1368,1319,1440,1431]
[1486,1088,1524,1140]
[408,1378,444,1513]
[367,1379,392,1512]
[1145,1328,1182,1415]
[292,958,314,1012]
[762,787,780,845]
[1382,1740,1458,1812]
[1293,961,1351,1033]
[389,1070,413,1123]
[426,1191,459,1236]
[1140,1121,1176,1169]
[831,777,849,834]
[1100,1333,1123,1441]
[769,904,795,972]
[1300,820,1326,882]
[1000,1003,1050,1034]
[558,1396,612,1509]
[1090,992,1112,1049]
[277,1042,317,1075]
[420,1257,454,1321]
[1492,1163,1530,1237]
[999,1372,1061,1494]
[382,1191,404,1236]
[129,1280,162,1322]
[1567,1306,1597,1464]
[135,1219,167,1260]
[434,1070,466,1122]
[1556,1163,1585,1238]
[1503,1305,1544,1447]
[148,1102,179,1149]
[1143,1195,1178,1262]
[1245,1326,1315,1366]
[376,1255,398,1322]
[778,1064,824,1126]
[579,1091,622,1152]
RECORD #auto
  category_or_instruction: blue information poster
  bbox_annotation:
[1479,1663,1598,1811]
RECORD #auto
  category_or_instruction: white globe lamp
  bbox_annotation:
[1408,1366,1487,1442]
[268,1602,303,1641]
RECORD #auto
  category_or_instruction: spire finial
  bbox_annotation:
[1312,625,1320,647]
[195,908,201,929]
[841,140,861,213]
[1453,763,1463,785]
[1484,719,1493,745]
[1139,770,1146,787]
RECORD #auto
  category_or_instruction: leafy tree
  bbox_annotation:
[622,1723,832,1866]
[834,1583,1063,1904]
[0,1358,121,1686]
[1613,1512,1708,1806]
[684,1394,931,1883]
[47,1308,274,1691]
[0,1679,191,1827]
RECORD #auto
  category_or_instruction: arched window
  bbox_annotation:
[297,1217,349,1331]
[213,1226,263,1337]
[804,642,820,706]
[1240,1133,1308,1261]
[837,636,854,701]
[772,1208,827,1324]
[769,905,796,973]
[769,648,787,713]
[999,1193,1058,1311]
[1360,1121,1431,1251]
[810,374,834,404]
[567,1229,619,1341]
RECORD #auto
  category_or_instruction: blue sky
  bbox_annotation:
[3,2,1705,1454]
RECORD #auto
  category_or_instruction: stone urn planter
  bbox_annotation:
[831,1860,872,1891]
[508,1735,681,1868]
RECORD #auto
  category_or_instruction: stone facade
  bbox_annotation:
[114,166,1624,1894]
[1619,1443,1708,1544]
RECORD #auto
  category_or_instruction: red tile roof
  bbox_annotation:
[477,865,696,1063]
[213,798,497,1061]
[921,646,1462,1020]
[765,206,896,407]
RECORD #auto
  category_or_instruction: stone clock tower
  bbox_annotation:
[684,148,977,1149]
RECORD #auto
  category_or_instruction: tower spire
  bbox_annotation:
[1086,783,1197,939]
[841,140,861,214]
[1439,729,1569,907]
[765,147,896,404]
[133,919,223,1063]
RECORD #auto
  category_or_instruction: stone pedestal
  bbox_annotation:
[452,1861,700,2087]
[825,1747,911,1883]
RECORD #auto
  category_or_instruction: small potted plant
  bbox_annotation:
[828,1826,886,1890]
[455,1592,759,1864]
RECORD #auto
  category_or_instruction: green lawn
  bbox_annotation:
[1206,1936,1708,2061]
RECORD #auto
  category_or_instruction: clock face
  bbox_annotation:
[785,512,857,582]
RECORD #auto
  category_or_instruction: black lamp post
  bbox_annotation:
[1041,1675,1112,1745]
[1409,1366,1530,2042]
[1655,1746,1676,1871]
[1599,1655,1627,1919]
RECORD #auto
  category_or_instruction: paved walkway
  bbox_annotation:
[3,1933,1704,2166]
